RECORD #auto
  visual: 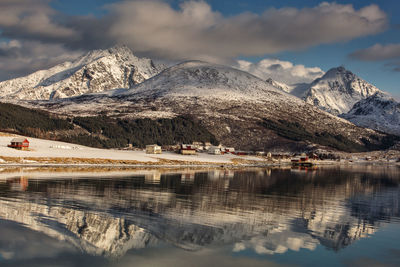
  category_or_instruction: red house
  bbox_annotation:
[8,138,29,150]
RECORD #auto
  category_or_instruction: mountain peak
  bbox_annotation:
[321,66,355,80]
[303,66,380,115]
[107,44,132,55]
[0,46,165,100]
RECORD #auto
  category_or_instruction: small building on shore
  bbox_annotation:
[146,144,162,154]
[203,142,212,150]
[255,151,265,156]
[180,144,197,155]
[223,147,235,154]
[8,138,29,150]
[208,146,222,155]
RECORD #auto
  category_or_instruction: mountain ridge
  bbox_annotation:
[0,45,165,100]
[19,60,397,152]
[303,66,381,115]
[0,47,398,151]
[341,92,400,135]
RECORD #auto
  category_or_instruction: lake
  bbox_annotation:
[0,166,399,266]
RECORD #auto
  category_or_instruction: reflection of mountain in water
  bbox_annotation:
[0,166,399,257]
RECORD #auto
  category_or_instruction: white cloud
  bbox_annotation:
[234,58,324,84]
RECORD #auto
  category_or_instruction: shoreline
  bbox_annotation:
[0,162,287,168]
[0,160,398,169]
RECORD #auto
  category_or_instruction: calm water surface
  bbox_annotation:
[0,166,399,266]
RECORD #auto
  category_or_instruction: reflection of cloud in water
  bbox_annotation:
[233,228,318,255]
[0,219,77,261]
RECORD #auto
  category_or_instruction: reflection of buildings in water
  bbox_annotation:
[181,172,195,184]
[144,172,161,184]
[207,170,234,181]
[6,176,29,191]
[0,167,398,258]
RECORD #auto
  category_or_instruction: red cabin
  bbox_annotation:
[8,138,29,150]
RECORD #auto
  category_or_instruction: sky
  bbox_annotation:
[0,0,399,97]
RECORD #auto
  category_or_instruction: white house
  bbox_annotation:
[146,144,162,154]
[208,146,222,155]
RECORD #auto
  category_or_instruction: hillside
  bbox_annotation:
[0,102,216,148]
[21,61,399,152]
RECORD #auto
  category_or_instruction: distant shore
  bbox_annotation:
[0,159,398,169]
[1,133,399,169]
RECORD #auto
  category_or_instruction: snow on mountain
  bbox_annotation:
[341,92,400,136]
[25,60,390,152]
[265,78,311,98]
[112,61,287,101]
[0,45,165,100]
[303,67,381,115]
[265,78,292,93]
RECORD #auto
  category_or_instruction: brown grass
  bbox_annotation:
[230,158,266,165]
[0,155,270,167]
[0,132,15,137]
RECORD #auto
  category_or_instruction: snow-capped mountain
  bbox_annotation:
[0,45,165,100]
[302,67,381,115]
[112,61,286,100]
[24,61,391,151]
[341,92,400,136]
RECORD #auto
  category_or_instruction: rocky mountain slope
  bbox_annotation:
[341,92,400,136]
[302,67,381,115]
[0,46,165,100]
[21,61,397,152]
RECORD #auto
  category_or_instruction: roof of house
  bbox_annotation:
[10,137,29,143]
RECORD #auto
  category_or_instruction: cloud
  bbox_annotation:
[0,0,389,79]
[0,0,77,41]
[234,59,324,84]
[350,43,400,61]
[0,40,82,80]
[349,43,400,72]
[104,1,387,62]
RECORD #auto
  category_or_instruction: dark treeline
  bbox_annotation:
[0,103,217,148]
[259,118,399,153]
[67,116,218,148]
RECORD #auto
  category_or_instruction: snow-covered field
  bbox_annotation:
[0,134,265,165]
